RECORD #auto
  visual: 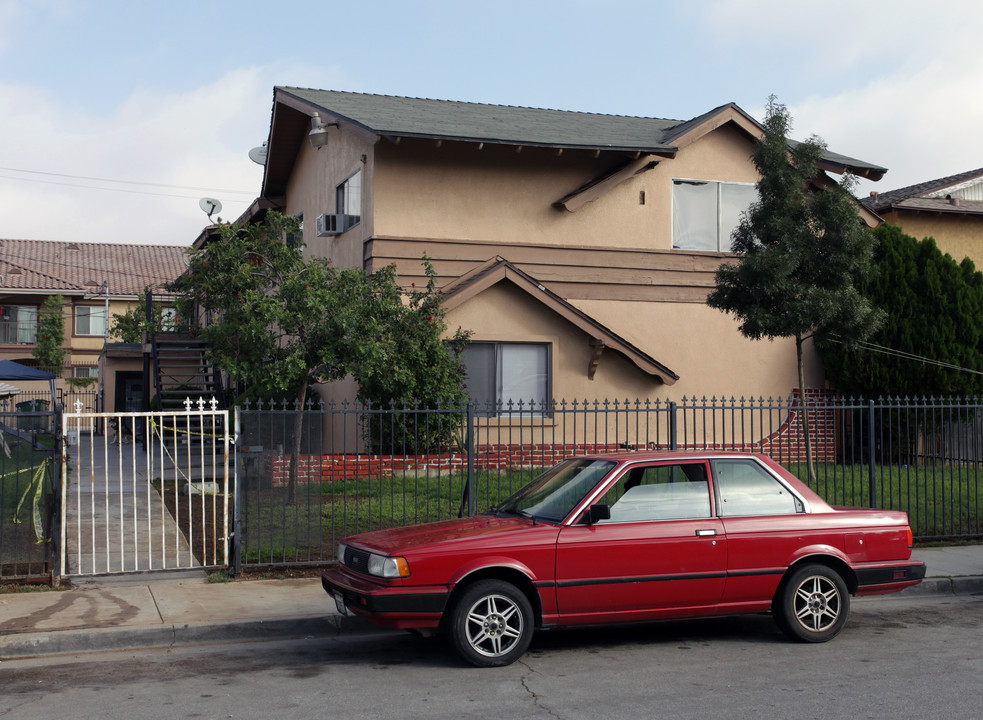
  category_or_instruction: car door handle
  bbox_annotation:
[695,529,717,537]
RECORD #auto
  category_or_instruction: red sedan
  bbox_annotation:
[322,452,925,666]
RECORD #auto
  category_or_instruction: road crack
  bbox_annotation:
[518,659,564,719]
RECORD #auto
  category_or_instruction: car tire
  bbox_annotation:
[448,580,534,667]
[773,563,850,643]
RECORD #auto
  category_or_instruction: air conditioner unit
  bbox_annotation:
[316,213,344,237]
[316,213,360,237]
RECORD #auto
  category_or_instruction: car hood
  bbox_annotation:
[345,515,549,556]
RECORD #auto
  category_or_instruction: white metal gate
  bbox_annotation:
[61,398,230,576]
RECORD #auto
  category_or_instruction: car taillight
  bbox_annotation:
[906,527,913,548]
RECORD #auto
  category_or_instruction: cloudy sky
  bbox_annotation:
[1,0,981,246]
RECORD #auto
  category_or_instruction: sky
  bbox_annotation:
[1,0,982,247]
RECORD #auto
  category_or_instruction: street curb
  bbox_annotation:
[900,576,983,596]
[0,614,383,660]
[3,578,981,660]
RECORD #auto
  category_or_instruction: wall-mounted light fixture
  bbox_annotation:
[309,112,339,149]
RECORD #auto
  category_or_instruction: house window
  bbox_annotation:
[0,305,38,344]
[336,169,362,230]
[463,342,550,414]
[75,305,108,336]
[160,307,178,331]
[672,180,757,251]
[74,366,99,379]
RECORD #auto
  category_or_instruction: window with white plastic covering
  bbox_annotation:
[672,179,757,251]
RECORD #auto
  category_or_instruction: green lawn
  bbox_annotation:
[0,434,57,572]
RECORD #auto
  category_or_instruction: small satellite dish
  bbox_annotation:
[248,142,268,166]
[199,197,223,221]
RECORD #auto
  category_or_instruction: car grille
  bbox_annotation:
[343,546,371,574]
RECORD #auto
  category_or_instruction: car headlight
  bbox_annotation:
[367,553,411,578]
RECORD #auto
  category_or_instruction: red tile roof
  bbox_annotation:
[0,239,187,296]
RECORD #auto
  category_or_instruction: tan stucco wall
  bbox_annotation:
[68,298,137,364]
[882,211,983,268]
[99,353,144,413]
[373,124,759,252]
[574,299,821,399]
[284,127,375,271]
[442,282,818,403]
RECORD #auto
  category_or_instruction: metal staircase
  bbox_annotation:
[150,334,225,412]
[147,334,226,458]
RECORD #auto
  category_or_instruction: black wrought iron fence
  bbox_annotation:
[0,388,99,414]
[0,409,60,581]
[232,394,983,570]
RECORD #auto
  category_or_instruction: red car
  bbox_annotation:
[322,452,925,666]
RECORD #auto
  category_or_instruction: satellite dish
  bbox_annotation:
[199,197,223,221]
[248,142,268,166]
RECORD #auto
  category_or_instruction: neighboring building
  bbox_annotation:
[249,88,885,411]
[861,167,983,267]
[0,239,186,408]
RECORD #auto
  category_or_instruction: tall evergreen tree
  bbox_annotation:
[707,98,883,482]
[818,224,983,398]
[32,295,67,375]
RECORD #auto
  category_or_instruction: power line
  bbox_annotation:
[0,166,256,195]
[826,336,983,376]
[0,173,255,202]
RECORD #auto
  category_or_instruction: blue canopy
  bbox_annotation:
[0,360,57,407]
[0,360,56,381]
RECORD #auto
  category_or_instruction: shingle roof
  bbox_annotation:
[0,239,187,296]
[279,87,684,154]
[275,88,886,177]
[861,167,983,214]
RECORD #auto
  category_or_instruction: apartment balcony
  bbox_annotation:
[0,321,38,345]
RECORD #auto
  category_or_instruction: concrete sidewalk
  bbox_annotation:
[1,546,981,660]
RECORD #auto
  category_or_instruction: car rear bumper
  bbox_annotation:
[854,561,926,596]
[322,569,449,629]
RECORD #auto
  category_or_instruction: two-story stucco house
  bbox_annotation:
[253,88,884,410]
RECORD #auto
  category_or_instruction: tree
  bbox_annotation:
[111,290,184,343]
[32,295,67,375]
[706,98,883,482]
[818,224,983,398]
[169,211,470,498]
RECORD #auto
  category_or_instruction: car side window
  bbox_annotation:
[599,463,712,522]
[711,459,803,516]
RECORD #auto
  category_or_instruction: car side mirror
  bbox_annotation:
[584,504,611,524]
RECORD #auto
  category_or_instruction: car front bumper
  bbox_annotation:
[322,568,449,629]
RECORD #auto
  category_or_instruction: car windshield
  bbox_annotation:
[493,458,617,523]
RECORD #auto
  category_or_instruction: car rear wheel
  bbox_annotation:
[774,563,850,643]
[449,580,533,667]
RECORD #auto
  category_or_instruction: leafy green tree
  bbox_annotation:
[169,211,470,498]
[32,295,67,375]
[818,224,983,398]
[111,290,184,343]
[707,98,883,482]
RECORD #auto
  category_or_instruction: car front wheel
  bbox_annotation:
[774,563,850,643]
[449,580,533,667]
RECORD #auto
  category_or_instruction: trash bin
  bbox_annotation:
[16,399,50,431]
